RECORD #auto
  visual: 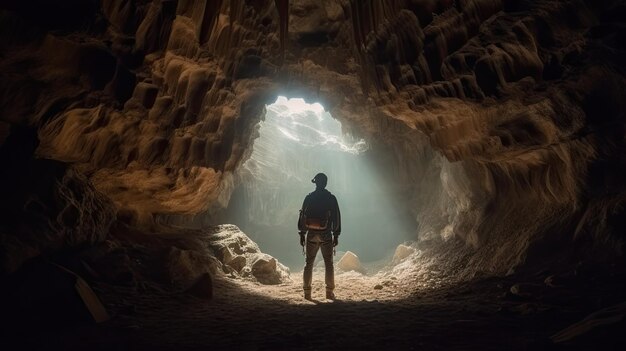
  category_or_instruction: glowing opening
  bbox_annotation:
[226,97,413,270]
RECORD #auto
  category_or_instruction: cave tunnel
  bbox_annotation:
[1,0,626,350]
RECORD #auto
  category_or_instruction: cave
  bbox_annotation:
[1,1,625,350]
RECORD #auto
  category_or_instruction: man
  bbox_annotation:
[298,173,341,300]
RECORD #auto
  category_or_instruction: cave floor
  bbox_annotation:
[17,265,625,351]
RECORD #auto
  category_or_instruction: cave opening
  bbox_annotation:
[225,96,416,270]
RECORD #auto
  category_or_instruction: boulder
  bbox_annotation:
[250,253,290,285]
[206,225,260,255]
[251,254,277,276]
[206,225,290,284]
[392,244,416,265]
[337,251,366,274]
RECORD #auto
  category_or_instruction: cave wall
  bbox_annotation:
[353,0,626,272]
[1,0,625,275]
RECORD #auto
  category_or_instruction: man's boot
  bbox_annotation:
[326,290,335,300]
[304,289,312,300]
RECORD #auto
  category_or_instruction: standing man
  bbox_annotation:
[298,173,341,300]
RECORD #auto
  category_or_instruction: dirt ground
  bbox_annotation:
[5,254,625,351]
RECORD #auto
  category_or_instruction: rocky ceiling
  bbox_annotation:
[1,0,625,279]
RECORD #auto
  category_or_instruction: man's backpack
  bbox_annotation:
[298,189,335,232]
[298,207,331,231]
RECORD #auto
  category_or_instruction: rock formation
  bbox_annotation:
[392,243,417,265]
[338,250,366,273]
[206,224,290,284]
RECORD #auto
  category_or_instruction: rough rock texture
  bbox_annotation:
[206,224,290,284]
[337,250,366,273]
[1,0,625,279]
[75,223,288,293]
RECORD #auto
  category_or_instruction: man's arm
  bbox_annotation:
[332,195,341,234]
[332,196,341,246]
[298,196,309,238]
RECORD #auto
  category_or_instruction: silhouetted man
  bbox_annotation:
[298,173,341,300]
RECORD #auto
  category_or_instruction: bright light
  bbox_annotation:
[225,97,414,270]
[264,97,367,154]
[274,96,325,116]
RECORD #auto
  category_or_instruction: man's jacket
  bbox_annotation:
[299,189,341,235]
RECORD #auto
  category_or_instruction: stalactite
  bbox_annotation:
[199,0,223,44]
[350,0,405,95]
[274,0,289,63]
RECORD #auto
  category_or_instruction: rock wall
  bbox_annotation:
[0,126,116,274]
[349,0,626,273]
[1,0,625,275]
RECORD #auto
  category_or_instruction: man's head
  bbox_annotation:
[312,173,328,189]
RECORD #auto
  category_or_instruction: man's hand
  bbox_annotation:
[333,235,339,247]
[299,233,305,246]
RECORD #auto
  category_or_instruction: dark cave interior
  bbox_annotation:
[1,0,626,350]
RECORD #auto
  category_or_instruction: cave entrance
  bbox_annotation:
[226,97,414,270]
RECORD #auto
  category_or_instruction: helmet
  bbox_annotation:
[311,173,328,188]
